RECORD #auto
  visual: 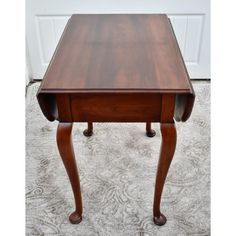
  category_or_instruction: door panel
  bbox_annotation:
[26,0,210,79]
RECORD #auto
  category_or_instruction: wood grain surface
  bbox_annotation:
[37,14,195,123]
[40,14,193,93]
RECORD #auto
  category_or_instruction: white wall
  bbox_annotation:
[26,0,210,79]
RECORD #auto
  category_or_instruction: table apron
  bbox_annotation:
[57,93,163,122]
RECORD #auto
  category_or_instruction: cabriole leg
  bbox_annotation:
[83,122,93,137]
[153,122,177,226]
[57,122,83,224]
[146,122,156,137]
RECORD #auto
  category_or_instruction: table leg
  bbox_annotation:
[153,123,177,226]
[57,122,83,224]
[146,122,156,137]
[83,122,93,137]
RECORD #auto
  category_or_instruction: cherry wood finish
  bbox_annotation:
[40,14,192,92]
[56,123,82,224]
[146,122,156,137]
[37,15,195,124]
[37,14,195,226]
[153,123,177,226]
[83,122,93,137]
[70,93,162,122]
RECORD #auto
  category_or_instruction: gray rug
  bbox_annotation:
[26,82,210,236]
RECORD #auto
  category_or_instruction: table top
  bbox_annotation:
[40,14,193,93]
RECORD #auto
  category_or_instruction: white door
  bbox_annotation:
[26,0,210,79]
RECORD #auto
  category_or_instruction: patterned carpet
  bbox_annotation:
[26,82,210,236]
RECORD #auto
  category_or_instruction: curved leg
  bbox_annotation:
[83,122,93,137]
[57,122,83,224]
[146,122,156,137]
[153,123,177,226]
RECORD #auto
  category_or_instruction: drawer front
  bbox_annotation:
[70,93,162,122]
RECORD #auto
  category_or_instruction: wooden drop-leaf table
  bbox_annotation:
[37,14,195,226]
